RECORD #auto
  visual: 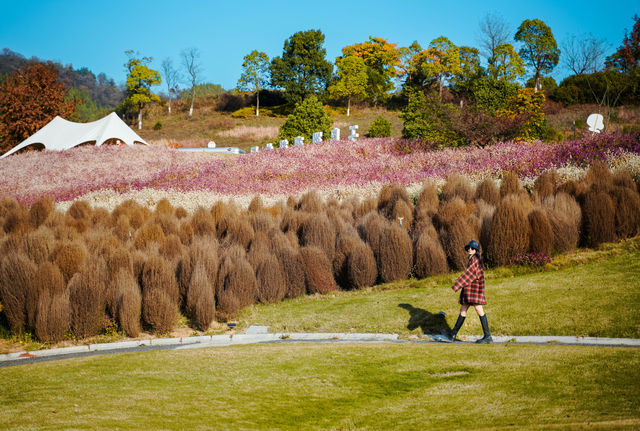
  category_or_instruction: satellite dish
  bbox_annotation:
[586,114,604,133]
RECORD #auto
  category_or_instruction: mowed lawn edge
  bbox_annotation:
[238,238,640,338]
[0,343,638,430]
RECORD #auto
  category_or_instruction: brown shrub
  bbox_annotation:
[357,211,386,259]
[326,207,353,234]
[500,171,522,199]
[155,198,174,215]
[114,269,142,337]
[153,213,179,237]
[91,208,111,228]
[528,209,554,256]
[377,184,414,227]
[129,205,151,230]
[534,170,559,201]
[434,198,476,270]
[250,213,276,233]
[43,209,65,230]
[222,215,255,249]
[0,252,37,332]
[414,231,449,279]
[280,208,306,235]
[542,193,581,253]
[285,230,299,249]
[391,200,414,232]
[3,203,31,235]
[487,195,530,266]
[355,197,377,219]
[299,213,336,262]
[159,234,184,262]
[248,196,264,213]
[270,232,306,298]
[415,181,440,220]
[610,186,640,239]
[113,214,132,243]
[378,223,413,283]
[190,236,219,292]
[474,179,500,207]
[265,203,283,220]
[442,174,475,202]
[613,169,636,190]
[29,196,55,228]
[66,200,92,221]
[581,190,616,247]
[0,197,21,217]
[69,258,107,339]
[346,239,377,289]
[179,221,194,245]
[475,200,495,255]
[253,251,287,303]
[174,206,188,220]
[216,245,258,320]
[141,254,179,333]
[131,249,147,284]
[333,232,358,287]
[585,160,613,190]
[296,190,324,213]
[556,179,587,197]
[65,215,89,234]
[134,222,166,250]
[23,227,55,265]
[191,207,217,237]
[51,240,88,283]
[300,246,338,294]
[187,262,215,330]
[35,288,70,343]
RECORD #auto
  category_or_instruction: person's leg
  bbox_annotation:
[447,305,468,342]
[474,305,492,343]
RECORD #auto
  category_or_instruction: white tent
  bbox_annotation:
[0,112,148,159]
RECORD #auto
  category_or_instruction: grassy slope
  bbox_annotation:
[238,238,640,339]
[0,343,638,430]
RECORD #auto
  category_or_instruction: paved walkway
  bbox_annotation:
[1,327,639,367]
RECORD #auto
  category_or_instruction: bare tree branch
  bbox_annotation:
[562,34,609,75]
[478,13,513,63]
[181,48,202,117]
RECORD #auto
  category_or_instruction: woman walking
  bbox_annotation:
[446,240,492,344]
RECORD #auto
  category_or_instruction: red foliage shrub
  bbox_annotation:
[487,195,531,267]
[216,245,258,320]
[114,269,142,337]
[270,232,306,298]
[581,190,616,247]
[610,186,640,239]
[528,209,554,256]
[378,223,413,283]
[51,240,88,283]
[299,213,336,262]
[34,262,69,342]
[415,181,440,220]
[300,246,338,294]
[141,254,179,333]
[414,230,449,279]
[500,171,522,199]
[434,198,476,270]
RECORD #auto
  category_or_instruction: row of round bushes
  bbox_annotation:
[0,161,639,343]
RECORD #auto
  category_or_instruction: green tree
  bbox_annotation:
[270,30,333,105]
[416,37,462,98]
[122,50,161,129]
[400,89,463,146]
[342,37,401,105]
[278,95,332,143]
[65,87,110,122]
[472,78,520,115]
[515,19,560,92]
[450,46,485,100]
[605,14,639,73]
[327,55,368,116]
[488,43,525,82]
[237,50,270,116]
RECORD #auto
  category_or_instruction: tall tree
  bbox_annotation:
[270,30,333,105]
[341,37,401,105]
[0,62,76,151]
[515,19,560,91]
[237,50,270,116]
[327,55,368,116]
[181,48,202,117]
[488,43,525,81]
[562,34,608,75]
[479,13,513,64]
[123,50,161,130]
[416,36,462,98]
[161,58,180,114]
[450,46,484,101]
[605,14,640,72]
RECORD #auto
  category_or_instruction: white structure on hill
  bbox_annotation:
[0,112,148,159]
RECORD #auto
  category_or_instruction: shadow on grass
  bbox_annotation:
[398,303,451,336]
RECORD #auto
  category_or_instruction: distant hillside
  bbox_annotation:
[0,48,123,108]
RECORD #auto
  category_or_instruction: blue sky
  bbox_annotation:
[1,0,637,91]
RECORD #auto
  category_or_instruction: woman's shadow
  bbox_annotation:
[398,303,452,337]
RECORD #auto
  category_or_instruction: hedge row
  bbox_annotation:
[0,163,639,342]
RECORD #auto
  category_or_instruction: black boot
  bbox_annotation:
[476,314,493,344]
[445,315,465,342]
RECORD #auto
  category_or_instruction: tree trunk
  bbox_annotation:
[189,87,195,117]
[256,90,260,117]
[438,78,443,99]
[535,73,542,92]
[168,97,172,114]
[347,96,351,117]
[138,109,142,130]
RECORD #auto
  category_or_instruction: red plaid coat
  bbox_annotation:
[451,255,486,305]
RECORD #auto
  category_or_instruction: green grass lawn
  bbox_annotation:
[238,239,640,339]
[1,343,638,430]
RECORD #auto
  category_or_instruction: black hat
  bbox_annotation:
[464,240,480,252]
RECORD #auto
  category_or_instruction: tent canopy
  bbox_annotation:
[0,112,148,159]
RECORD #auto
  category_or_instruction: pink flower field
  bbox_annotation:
[1,133,639,208]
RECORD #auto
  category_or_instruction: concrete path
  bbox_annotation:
[1,327,639,367]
